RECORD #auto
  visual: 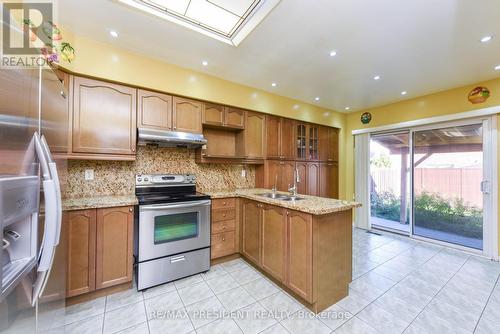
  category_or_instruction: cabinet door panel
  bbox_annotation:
[244,112,265,158]
[67,209,96,297]
[172,97,202,133]
[329,128,339,162]
[262,206,286,281]
[264,160,281,190]
[296,162,307,195]
[96,206,133,289]
[280,118,295,159]
[280,161,295,192]
[319,163,338,198]
[203,103,224,126]
[241,200,262,265]
[138,90,172,130]
[318,126,329,161]
[286,211,313,302]
[308,124,319,160]
[73,77,136,155]
[225,107,245,128]
[307,163,320,196]
[266,116,281,158]
[211,231,236,259]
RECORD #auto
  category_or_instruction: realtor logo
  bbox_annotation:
[2,2,53,55]
[1,1,75,68]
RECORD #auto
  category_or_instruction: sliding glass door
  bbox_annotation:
[412,122,485,250]
[370,132,410,234]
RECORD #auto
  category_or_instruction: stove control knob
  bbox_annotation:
[137,178,142,182]
[144,178,149,182]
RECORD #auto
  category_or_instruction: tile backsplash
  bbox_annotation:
[66,146,255,198]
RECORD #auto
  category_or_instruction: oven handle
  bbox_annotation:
[139,200,211,211]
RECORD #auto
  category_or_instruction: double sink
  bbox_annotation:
[258,192,305,201]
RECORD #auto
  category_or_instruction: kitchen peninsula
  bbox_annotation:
[205,188,360,313]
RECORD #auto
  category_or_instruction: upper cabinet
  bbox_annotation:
[308,124,319,160]
[137,89,172,131]
[72,77,137,158]
[240,111,265,159]
[266,116,295,159]
[202,103,245,130]
[172,97,203,134]
[319,126,339,162]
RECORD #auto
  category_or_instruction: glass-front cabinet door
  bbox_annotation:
[296,123,307,159]
[308,125,319,160]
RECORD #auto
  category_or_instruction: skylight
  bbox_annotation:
[117,0,281,46]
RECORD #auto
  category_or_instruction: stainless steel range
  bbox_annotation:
[134,174,211,290]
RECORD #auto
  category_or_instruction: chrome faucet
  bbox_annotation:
[271,174,278,197]
[288,166,300,197]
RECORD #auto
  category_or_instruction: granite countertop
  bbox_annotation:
[62,195,138,211]
[203,188,361,215]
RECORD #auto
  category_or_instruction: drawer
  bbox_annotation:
[212,198,236,210]
[137,247,210,290]
[211,231,236,259]
[212,208,236,222]
[212,219,236,234]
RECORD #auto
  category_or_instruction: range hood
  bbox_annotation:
[137,128,207,148]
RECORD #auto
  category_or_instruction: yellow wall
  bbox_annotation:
[61,33,348,197]
[345,77,500,255]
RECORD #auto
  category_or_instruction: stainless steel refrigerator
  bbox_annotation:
[0,64,68,332]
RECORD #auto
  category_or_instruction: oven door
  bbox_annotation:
[138,200,211,262]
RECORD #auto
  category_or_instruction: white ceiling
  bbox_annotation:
[59,0,500,113]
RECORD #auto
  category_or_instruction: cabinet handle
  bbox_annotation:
[129,208,133,212]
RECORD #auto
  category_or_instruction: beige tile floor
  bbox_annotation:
[43,228,500,334]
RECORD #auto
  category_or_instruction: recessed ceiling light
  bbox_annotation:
[344,107,350,111]
[495,65,500,71]
[271,82,277,87]
[401,91,408,95]
[481,35,493,43]
[109,30,119,38]
[329,50,337,57]
[314,97,320,101]
[201,60,208,66]
[373,75,381,80]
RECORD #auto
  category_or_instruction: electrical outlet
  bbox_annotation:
[84,169,94,181]
[241,169,246,177]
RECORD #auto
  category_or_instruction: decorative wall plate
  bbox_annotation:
[468,86,490,104]
[361,112,372,124]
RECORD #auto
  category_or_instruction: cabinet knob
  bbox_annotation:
[223,201,227,206]
[129,208,133,212]
[132,148,136,152]
[222,214,226,217]
[222,237,226,241]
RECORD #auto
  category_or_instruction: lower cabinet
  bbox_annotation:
[240,200,313,302]
[211,198,238,259]
[261,205,286,281]
[67,206,133,297]
[241,200,262,265]
[286,210,313,302]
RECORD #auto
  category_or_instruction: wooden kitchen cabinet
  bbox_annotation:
[224,107,245,129]
[307,162,320,196]
[67,209,96,297]
[281,161,296,191]
[241,200,262,265]
[296,122,307,160]
[296,161,307,194]
[203,104,245,129]
[262,160,295,192]
[66,206,133,297]
[266,116,295,159]
[265,116,281,159]
[172,97,203,133]
[137,89,172,131]
[308,124,319,160]
[262,205,286,281]
[211,198,238,259]
[320,162,339,198]
[95,206,134,289]
[239,111,265,159]
[320,127,339,162]
[72,77,137,157]
[286,210,313,302]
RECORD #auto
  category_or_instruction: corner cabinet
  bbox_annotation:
[66,206,134,298]
[72,77,137,157]
[172,97,203,134]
